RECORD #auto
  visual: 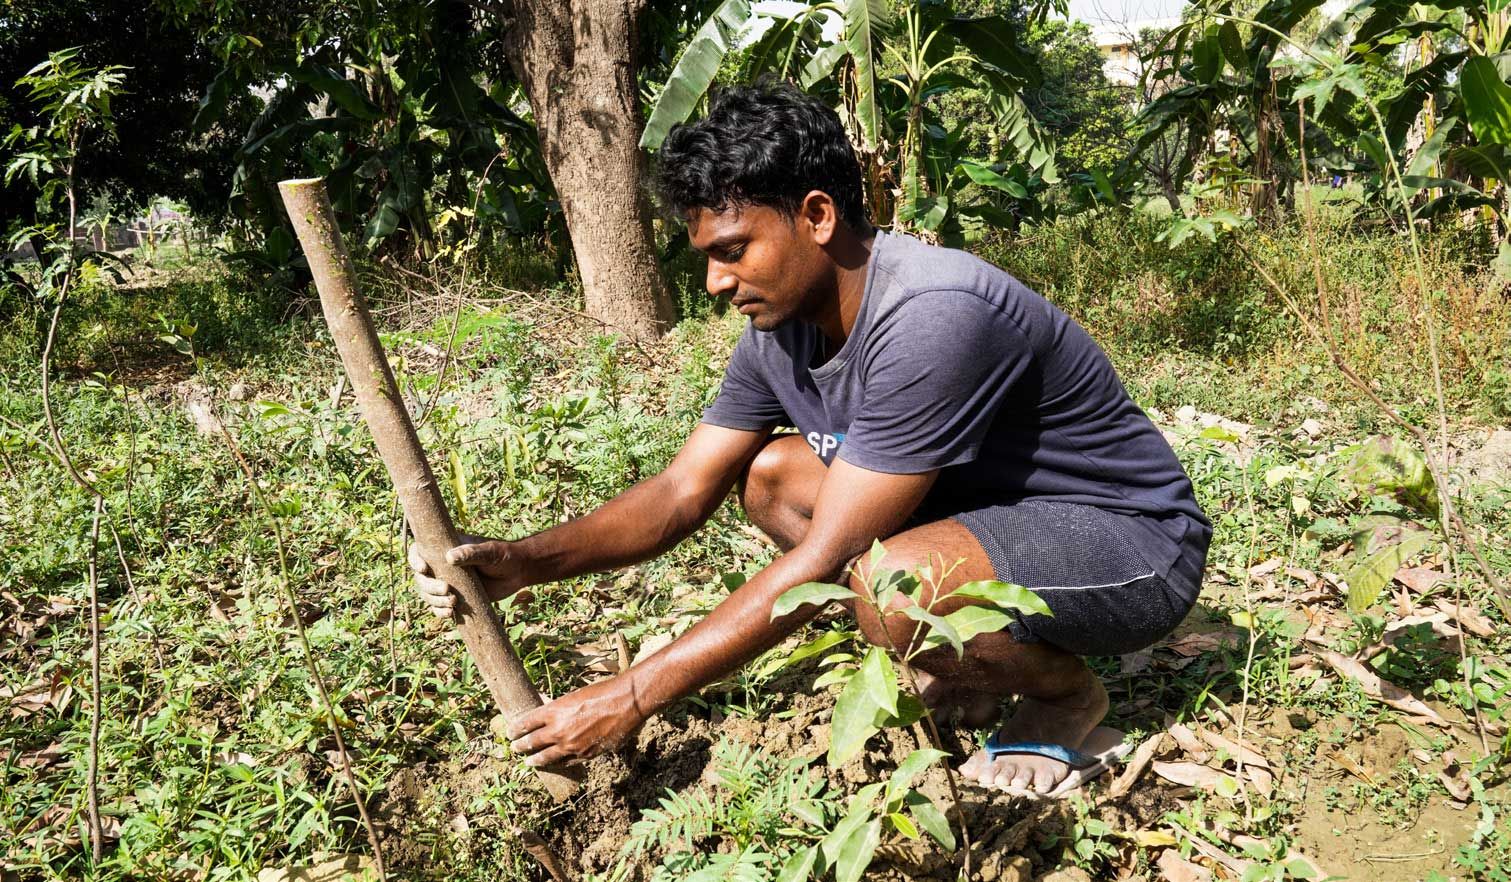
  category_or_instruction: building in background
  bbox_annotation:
[1091,18,1181,85]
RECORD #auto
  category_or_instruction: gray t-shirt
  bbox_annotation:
[701,230,1209,589]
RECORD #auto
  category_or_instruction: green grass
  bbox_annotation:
[1,216,1508,881]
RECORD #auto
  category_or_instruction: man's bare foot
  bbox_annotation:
[907,666,1002,729]
[958,668,1110,795]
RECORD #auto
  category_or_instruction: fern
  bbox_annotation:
[607,737,835,882]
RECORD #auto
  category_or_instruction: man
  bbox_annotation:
[410,82,1209,797]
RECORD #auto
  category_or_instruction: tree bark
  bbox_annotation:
[278,177,581,801]
[499,0,675,339]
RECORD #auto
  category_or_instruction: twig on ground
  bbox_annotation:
[216,420,389,880]
[86,494,104,865]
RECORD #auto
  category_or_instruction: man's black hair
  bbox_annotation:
[656,80,872,233]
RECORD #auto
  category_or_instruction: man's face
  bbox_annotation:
[686,202,832,331]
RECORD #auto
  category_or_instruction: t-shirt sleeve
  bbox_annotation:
[838,290,1034,474]
[701,326,789,430]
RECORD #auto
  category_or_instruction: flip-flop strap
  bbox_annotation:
[984,736,1099,770]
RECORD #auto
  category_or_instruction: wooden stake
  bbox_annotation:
[278,178,581,801]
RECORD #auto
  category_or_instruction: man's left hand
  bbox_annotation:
[505,675,647,767]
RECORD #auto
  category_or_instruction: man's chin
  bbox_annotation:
[748,311,792,332]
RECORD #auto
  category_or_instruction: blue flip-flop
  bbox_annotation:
[976,725,1130,799]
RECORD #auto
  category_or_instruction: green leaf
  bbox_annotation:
[833,818,882,882]
[931,605,1013,648]
[904,790,956,850]
[888,811,920,839]
[799,41,849,90]
[1462,56,1511,147]
[786,630,853,667]
[946,16,1035,84]
[828,672,878,765]
[1218,21,1247,74]
[1447,144,1511,181]
[950,580,1051,617]
[901,605,963,657]
[1344,531,1434,613]
[775,845,818,882]
[842,0,894,151]
[819,784,881,865]
[960,160,1028,197]
[772,582,859,620]
[1358,133,1389,173]
[639,0,754,150]
[885,749,949,809]
[856,646,899,719]
[1405,119,1458,181]
[1495,241,1511,282]
[1345,436,1439,517]
[1192,26,1222,84]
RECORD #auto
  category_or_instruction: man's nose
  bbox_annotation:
[705,261,737,298]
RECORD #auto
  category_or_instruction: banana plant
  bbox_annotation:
[639,0,1059,232]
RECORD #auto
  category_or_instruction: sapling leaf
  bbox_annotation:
[775,844,818,882]
[885,749,950,810]
[857,647,899,718]
[888,812,920,839]
[901,604,963,657]
[833,818,882,882]
[950,580,1051,617]
[931,606,1014,647]
[828,669,880,764]
[819,783,882,864]
[904,790,956,850]
[772,582,859,619]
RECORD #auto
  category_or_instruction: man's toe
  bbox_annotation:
[1030,762,1064,794]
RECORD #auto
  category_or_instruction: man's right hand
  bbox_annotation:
[408,536,532,619]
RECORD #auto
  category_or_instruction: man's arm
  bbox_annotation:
[505,458,938,767]
[413,423,772,613]
[513,423,773,582]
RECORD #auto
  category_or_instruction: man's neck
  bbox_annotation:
[814,227,876,349]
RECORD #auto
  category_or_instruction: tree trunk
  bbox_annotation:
[500,0,675,340]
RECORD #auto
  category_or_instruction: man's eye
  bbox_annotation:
[722,246,745,262]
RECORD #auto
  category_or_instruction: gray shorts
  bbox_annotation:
[948,500,1197,656]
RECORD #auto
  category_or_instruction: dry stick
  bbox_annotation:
[868,554,974,877]
[217,423,388,879]
[1238,242,1494,752]
[1297,105,1489,756]
[86,494,104,865]
[277,178,581,801]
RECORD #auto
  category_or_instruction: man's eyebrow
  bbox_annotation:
[696,234,745,253]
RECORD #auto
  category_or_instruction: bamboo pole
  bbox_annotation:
[278,178,581,801]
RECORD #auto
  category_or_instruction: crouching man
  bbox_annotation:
[411,82,1209,797]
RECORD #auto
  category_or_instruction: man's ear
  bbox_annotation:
[798,190,838,246]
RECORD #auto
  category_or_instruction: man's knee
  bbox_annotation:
[738,435,813,522]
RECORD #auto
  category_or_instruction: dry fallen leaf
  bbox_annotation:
[1166,722,1210,763]
[1198,729,1271,769]
[1317,649,1449,725]
[631,633,674,667]
[1432,600,1497,638]
[256,855,378,882]
[1156,848,1214,882]
[1162,629,1243,657]
[1393,566,1448,593]
[1107,732,1166,798]
[1152,761,1231,789]
[1248,557,1285,577]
